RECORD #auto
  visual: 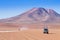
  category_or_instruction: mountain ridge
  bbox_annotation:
[0,7,60,23]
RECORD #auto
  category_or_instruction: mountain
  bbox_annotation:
[0,7,60,28]
[0,7,60,23]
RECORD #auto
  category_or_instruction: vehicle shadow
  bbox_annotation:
[48,32,56,34]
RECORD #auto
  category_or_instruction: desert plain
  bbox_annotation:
[0,26,60,40]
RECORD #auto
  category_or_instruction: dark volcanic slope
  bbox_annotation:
[0,7,60,23]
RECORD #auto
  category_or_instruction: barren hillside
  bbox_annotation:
[0,7,60,28]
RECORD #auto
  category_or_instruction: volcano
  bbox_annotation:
[0,7,60,23]
[0,7,60,28]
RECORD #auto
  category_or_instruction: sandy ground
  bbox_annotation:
[0,29,60,40]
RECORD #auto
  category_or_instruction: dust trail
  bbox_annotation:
[0,30,18,32]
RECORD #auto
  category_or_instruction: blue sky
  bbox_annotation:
[0,0,60,19]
